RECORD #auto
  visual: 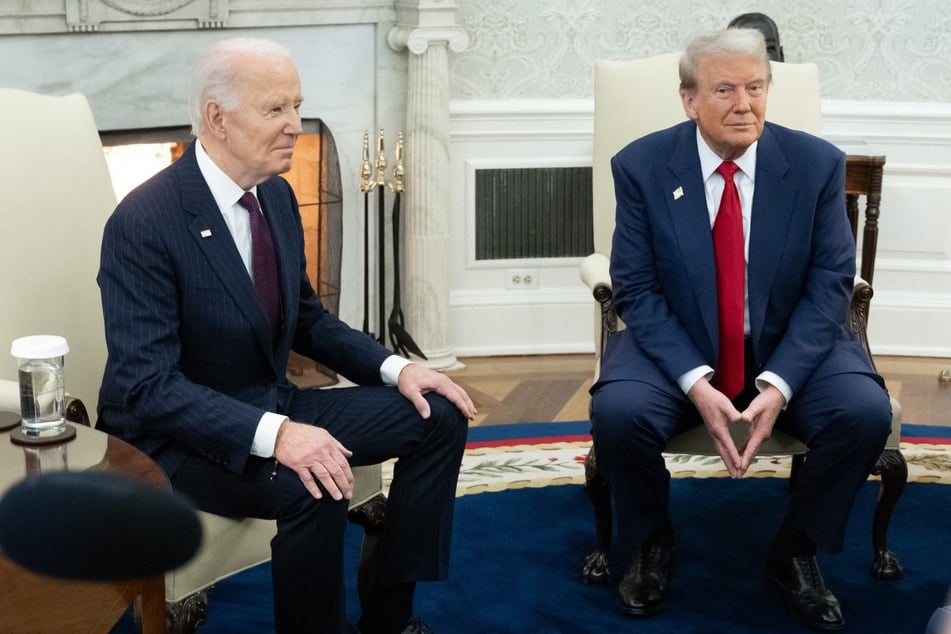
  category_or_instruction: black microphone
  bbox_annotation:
[0,471,202,581]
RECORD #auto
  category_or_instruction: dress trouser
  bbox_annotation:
[170,385,469,634]
[589,351,891,568]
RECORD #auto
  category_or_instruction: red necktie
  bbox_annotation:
[239,191,281,338]
[712,161,745,399]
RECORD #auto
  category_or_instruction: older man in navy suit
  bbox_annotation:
[589,29,891,631]
[97,38,475,634]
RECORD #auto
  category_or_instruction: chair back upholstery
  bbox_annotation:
[592,54,822,257]
[0,89,116,417]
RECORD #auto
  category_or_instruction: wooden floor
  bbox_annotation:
[443,354,951,429]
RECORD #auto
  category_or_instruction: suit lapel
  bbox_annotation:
[664,123,719,354]
[748,124,796,346]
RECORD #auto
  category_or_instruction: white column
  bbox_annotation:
[388,2,468,370]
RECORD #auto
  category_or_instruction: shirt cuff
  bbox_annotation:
[756,371,792,407]
[250,412,288,458]
[381,354,413,385]
[678,365,715,395]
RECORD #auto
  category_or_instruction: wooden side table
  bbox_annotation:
[0,422,169,633]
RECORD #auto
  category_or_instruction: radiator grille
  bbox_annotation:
[475,167,593,260]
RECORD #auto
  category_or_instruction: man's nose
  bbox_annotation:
[285,111,303,136]
[733,91,753,112]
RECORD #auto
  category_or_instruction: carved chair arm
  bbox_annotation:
[65,395,91,427]
[850,276,875,370]
[580,253,619,358]
[593,285,618,358]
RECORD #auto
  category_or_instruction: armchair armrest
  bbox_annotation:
[579,253,619,357]
[0,379,17,411]
[580,253,611,296]
[65,396,91,427]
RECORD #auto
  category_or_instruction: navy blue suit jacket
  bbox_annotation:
[597,120,879,396]
[97,144,391,477]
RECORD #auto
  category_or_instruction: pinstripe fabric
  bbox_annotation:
[96,143,468,631]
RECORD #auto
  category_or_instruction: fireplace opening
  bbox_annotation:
[100,119,343,384]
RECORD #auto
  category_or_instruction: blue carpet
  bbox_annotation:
[180,478,949,633]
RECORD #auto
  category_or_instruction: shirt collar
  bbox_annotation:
[695,126,758,183]
[195,139,257,211]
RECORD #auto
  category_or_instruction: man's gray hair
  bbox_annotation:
[679,29,772,93]
[188,38,294,137]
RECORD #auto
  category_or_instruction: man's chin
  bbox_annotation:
[728,131,761,150]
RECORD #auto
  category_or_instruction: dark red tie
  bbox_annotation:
[239,191,281,338]
[712,161,745,399]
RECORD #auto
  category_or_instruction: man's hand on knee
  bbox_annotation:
[273,421,355,501]
[397,363,477,421]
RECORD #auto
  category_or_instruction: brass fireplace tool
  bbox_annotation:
[387,132,426,359]
[359,131,374,337]
[359,128,426,359]
[374,129,387,346]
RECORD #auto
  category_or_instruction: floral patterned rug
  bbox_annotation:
[384,422,951,496]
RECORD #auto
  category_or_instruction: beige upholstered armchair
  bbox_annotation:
[578,54,906,587]
[0,87,385,633]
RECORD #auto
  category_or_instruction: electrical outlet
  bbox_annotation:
[506,268,539,289]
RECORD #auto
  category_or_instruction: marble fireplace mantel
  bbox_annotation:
[0,0,466,368]
[1,1,398,35]
[0,1,403,131]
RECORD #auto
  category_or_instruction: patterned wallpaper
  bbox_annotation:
[449,0,951,102]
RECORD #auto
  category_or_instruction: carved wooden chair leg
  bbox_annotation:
[581,446,613,585]
[165,590,209,634]
[348,492,388,607]
[868,448,907,581]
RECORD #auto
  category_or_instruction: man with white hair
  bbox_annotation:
[590,29,891,630]
[98,37,475,634]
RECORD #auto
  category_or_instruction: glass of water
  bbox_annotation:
[10,335,69,437]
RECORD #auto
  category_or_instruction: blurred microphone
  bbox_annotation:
[0,471,202,581]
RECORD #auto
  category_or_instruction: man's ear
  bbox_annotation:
[681,90,699,121]
[204,101,227,139]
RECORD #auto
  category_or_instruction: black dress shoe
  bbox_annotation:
[616,543,675,616]
[767,556,845,631]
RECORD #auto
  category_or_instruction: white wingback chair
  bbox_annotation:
[0,87,385,633]
[0,88,116,418]
[579,54,906,586]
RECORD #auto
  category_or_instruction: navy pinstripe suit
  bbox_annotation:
[97,143,467,633]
